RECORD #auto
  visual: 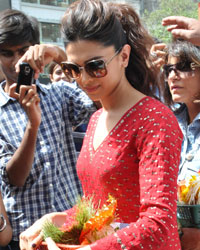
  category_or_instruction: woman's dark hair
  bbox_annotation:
[162,39,200,109]
[0,9,40,48]
[61,0,158,96]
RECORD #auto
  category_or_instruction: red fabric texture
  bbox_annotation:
[77,97,183,250]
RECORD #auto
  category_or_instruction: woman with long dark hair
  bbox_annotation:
[19,0,182,249]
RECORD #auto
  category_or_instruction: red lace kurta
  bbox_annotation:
[77,97,183,250]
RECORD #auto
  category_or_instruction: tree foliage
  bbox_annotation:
[142,0,198,43]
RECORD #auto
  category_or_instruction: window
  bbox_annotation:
[41,22,61,43]
[21,0,76,7]
[40,0,67,7]
[22,0,37,3]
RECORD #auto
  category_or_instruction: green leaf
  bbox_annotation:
[42,220,64,243]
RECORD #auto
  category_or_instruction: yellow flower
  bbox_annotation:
[178,175,200,204]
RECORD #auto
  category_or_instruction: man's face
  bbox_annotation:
[0,43,31,85]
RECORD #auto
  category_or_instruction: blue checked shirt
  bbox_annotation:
[0,80,96,241]
[175,105,200,181]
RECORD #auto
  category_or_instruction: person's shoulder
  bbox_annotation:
[47,80,76,89]
[142,96,172,113]
[144,96,164,106]
[141,97,179,123]
[53,80,85,93]
[37,80,78,93]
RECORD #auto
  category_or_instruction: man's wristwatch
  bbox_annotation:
[0,214,7,232]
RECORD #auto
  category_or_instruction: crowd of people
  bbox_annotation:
[0,8,95,250]
[47,62,87,154]
[0,1,200,250]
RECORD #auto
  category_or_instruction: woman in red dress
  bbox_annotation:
[19,0,182,249]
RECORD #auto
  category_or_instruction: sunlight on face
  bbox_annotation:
[65,40,125,102]
[167,56,200,105]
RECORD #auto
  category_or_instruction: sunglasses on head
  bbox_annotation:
[60,47,122,80]
[163,61,200,78]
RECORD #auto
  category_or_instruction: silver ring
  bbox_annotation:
[150,51,157,59]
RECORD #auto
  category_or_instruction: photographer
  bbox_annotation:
[0,9,95,250]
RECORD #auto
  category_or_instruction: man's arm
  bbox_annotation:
[162,16,200,46]
[6,84,41,187]
[15,44,67,79]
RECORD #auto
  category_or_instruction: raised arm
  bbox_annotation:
[5,84,41,186]
[15,44,67,79]
[162,16,200,46]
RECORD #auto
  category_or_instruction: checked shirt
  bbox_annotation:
[0,80,95,240]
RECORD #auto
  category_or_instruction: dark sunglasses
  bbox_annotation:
[163,61,200,78]
[60,47,122,80]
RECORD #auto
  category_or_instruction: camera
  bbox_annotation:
[16,62,35,93]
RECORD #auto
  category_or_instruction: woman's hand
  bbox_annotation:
[150,43,167,71]
[19,217,45,250]
[45,238,92,250]
[45,238,61,250]
[78,246,91,250]
[19,212,67,250]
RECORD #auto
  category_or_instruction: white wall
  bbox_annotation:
[11,0,66,23]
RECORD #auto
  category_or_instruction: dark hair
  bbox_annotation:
[61,0,158,96]
[162,40,200,108]
[0,9,40,48]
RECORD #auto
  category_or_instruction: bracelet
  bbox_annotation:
[0,214,7,232]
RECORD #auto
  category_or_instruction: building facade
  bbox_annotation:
[11,0,71,48]
[9,0,155,46]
